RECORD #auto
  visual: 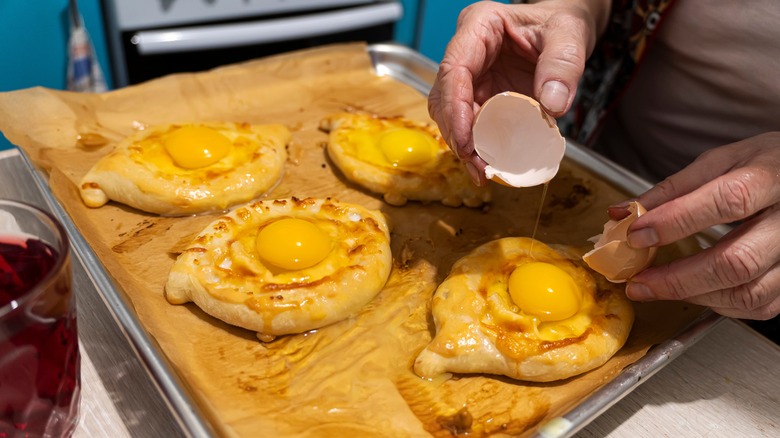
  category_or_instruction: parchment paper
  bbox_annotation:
[0,43,706,437]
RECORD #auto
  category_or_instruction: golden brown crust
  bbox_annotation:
[164,197,393,338]
[79,122,290,216]
[320,113,490,207]
[414,237,634,382]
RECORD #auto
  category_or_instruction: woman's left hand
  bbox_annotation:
[613,132,780,320]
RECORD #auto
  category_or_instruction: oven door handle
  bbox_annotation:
[132,2,403,55]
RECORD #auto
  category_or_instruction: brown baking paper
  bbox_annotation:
[0,43,707,437]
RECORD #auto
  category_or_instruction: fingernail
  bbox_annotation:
[540,81,569,114]
[608,199,632,209]
[627,228,659,248]
[456,145,471,160]
[465,162,482,187]
[447,134,458,154]
[460,140,475,157]
[607,204,631,221]
[626,282,654,301]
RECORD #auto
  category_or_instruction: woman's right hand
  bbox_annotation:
[428,0,610,185]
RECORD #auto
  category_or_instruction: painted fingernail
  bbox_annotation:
[627,228,659,248]
[540,81,569,114]
[626,282,654,301]
[465,162,482,187]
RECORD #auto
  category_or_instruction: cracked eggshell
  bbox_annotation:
[472,91,566,187]
[583,201,657,283]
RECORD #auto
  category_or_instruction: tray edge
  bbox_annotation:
[17,150,215,438]
[364,42,729,438]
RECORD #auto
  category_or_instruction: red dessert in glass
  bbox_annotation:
[0,200,80,437]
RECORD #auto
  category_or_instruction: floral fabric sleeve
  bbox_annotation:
[559,0,678,144]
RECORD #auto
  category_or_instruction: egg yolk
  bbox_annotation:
[377,128,437,167]
[255,218,332,271]
[507,262,582,322]
[163,125,232,169]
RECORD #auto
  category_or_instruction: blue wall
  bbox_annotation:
[0,0,111,150]
[395,0,421,48]
[0,0,496,151]
[0,0,111,92]
[416,0,509,63]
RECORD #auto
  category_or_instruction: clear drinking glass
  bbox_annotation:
[0,199,80,437]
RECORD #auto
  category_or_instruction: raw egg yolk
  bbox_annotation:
[255,218,332,271]
[377,128,437,167]
[508,262,582,322]
[163,126,232,169]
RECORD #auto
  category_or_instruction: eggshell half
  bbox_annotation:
[473,92,566,187]
[583,201,657,283]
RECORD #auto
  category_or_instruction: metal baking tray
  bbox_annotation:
[10,43,730,438]
[369,43,730,438]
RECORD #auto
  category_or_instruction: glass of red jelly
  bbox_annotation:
[0,199,80,437]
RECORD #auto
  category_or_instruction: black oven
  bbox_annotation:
[101,0,403,87]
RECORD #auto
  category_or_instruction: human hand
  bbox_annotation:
[428,0,609,185]
[612,132,780,320]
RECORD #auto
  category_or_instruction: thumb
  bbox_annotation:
[533,18,590,117]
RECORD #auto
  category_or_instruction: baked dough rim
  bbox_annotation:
[414,237,634,382]
[164,197,393,338]
[320,113,490,207]
[79,122,290,216]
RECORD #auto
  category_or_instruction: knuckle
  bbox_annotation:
[660,271,689,301]
[557,44,586,70]
[669,207,701,241]
[652,176,679,203]
[437,57,460,74]
[649,179,702,239]
[696,146,720,162]
[728,283,765,311]
[542,18,587,68]
[713,174,756,221]
[713,241,765,286]
[458,2,481,20]
[459,1,500,24]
